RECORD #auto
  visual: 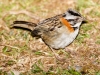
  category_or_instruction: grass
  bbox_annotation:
[0,0,100,75]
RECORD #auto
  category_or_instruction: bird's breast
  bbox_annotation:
[42,28,79,49]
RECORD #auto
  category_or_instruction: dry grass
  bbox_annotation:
[0,0,100,75]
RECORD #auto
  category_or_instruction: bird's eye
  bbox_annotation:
[76,18,79,20]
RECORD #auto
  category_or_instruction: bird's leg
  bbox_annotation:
[49,47,65,61]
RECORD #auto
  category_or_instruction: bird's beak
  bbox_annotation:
[82,17,88,24]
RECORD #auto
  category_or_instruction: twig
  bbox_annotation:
[3,10,42,21]
[0,44,20,50]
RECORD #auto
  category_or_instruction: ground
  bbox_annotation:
[0,0,100,75]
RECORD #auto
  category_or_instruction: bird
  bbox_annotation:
[11,9,86,50]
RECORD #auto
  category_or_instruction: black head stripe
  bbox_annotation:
[67,19,74,22]
[68,9,81,17]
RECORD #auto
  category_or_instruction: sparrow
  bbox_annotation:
[11,9,86,50]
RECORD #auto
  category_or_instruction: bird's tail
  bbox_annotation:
[11,21,37,31]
